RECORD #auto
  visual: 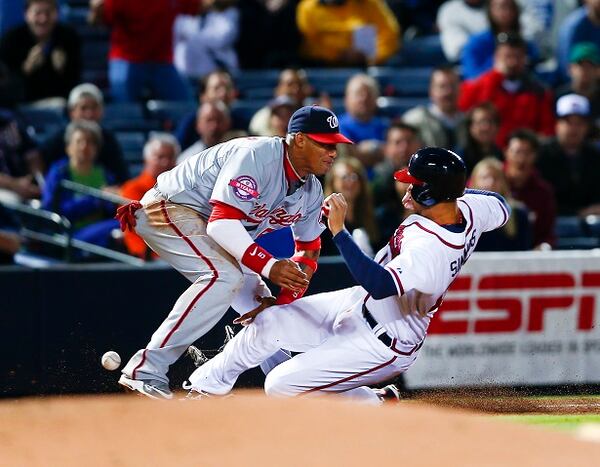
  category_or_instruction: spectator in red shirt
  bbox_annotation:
[503,129,556,249]
[120,133,179,258]
[458,32,555,148]
[89,0,201,102]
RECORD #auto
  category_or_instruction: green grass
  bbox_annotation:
[496,414,600,431]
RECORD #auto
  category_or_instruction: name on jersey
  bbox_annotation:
[249,203,302,226]
[450,229,478,277]
[229,176,259,200]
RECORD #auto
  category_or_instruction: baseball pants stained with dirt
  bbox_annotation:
[187,287,419,403]
[122,190,245,385]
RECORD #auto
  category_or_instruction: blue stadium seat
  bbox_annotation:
[114,131,146,163]
[386,35,447,67]
[307,68,361,97]
[369,67,433,97]
[81,41,109,72]
[555,237,600,250]
[584,215,600,237]
[554,216,585,238]
[146,100,197,132]
[235,69,281,98]
[103,103,160,132]
[17,105,67,140]
[62,5,89,24]
[230,99,270,131]
[376,96,429,119]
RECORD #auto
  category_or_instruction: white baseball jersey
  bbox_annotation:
[155,136,325,242]
[367,192,510,344]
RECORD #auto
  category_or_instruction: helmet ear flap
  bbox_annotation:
[411,183,437,207]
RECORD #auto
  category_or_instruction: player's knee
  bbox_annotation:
[219,266,244,294]
[264,366,295,397]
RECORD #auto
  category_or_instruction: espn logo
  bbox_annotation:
[430,272,600,335]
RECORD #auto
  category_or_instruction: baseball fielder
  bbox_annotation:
[115,105,353,399]
[185,147,511,403]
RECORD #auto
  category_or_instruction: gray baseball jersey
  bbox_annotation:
[156,136,325,242]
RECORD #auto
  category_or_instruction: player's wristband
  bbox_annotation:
[275,286,307,305]
[241,243,276,278]
[291,255,318,273]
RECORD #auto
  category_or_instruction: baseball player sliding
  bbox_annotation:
[115,105,353,399]
[184,147,511,403]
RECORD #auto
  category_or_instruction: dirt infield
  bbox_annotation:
[2,392,600,467]
[412,390,600,414]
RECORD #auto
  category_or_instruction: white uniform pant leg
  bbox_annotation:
[122,198,244,384]
[187,288,356,394]
[263,310,418,401]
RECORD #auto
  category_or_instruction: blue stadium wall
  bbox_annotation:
[0,260,354,397]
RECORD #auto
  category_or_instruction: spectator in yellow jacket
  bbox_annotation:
[297,0,401,66]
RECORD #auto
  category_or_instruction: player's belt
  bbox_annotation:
[362,305,425,356]
[362,305,394,348]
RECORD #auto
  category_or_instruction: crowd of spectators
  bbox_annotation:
[0,0,599,264]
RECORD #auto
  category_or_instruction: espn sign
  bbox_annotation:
[429,272,600,335]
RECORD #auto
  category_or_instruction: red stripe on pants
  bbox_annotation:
[132,201,219,379]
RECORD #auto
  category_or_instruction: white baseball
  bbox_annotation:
[101,351,121,371]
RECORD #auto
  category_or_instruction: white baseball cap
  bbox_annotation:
[556,93,590,118]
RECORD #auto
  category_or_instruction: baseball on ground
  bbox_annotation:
[101,351,121,371]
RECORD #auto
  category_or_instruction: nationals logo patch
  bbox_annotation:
[229,176,259,200]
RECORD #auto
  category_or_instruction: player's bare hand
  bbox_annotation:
[324,193,347,236]
[233,295,276,326]
[269,259,309,291]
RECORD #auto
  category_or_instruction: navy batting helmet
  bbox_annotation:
[394,147,467,207]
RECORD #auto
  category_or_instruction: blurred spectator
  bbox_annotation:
[338,74,389,176]
[40,83,129,184]
[470,157,532,251]
[504,129,556,248]
[236,0,301,69]
[517,0,579,59]
[538,94,600,217]
[120,133,178,258]
[371,122,418,247]
[0,109,41,203]
[437,0,487,63]
[0,0,80,104]
[175,70,239,150]
[322,157,378,256]
[456,102,503,176]
[386,0,444,37]
[41,120,119,248]
[296,0,400,67]
[264,96,298,137]
[402,66,465,149]
[461,0,539,80]
[177,100,233,164]
[89,0,200,102]
[458,33,555,148]
[0,228,19,263]
[174,0,239,84]
[557,0,600,79]
[249,68,311,136]
[555,42,600,128]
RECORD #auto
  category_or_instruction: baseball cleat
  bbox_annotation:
[118,374,173,400]
[181,381,232,400]
[374,384,401,403]
[187,345,209,367]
